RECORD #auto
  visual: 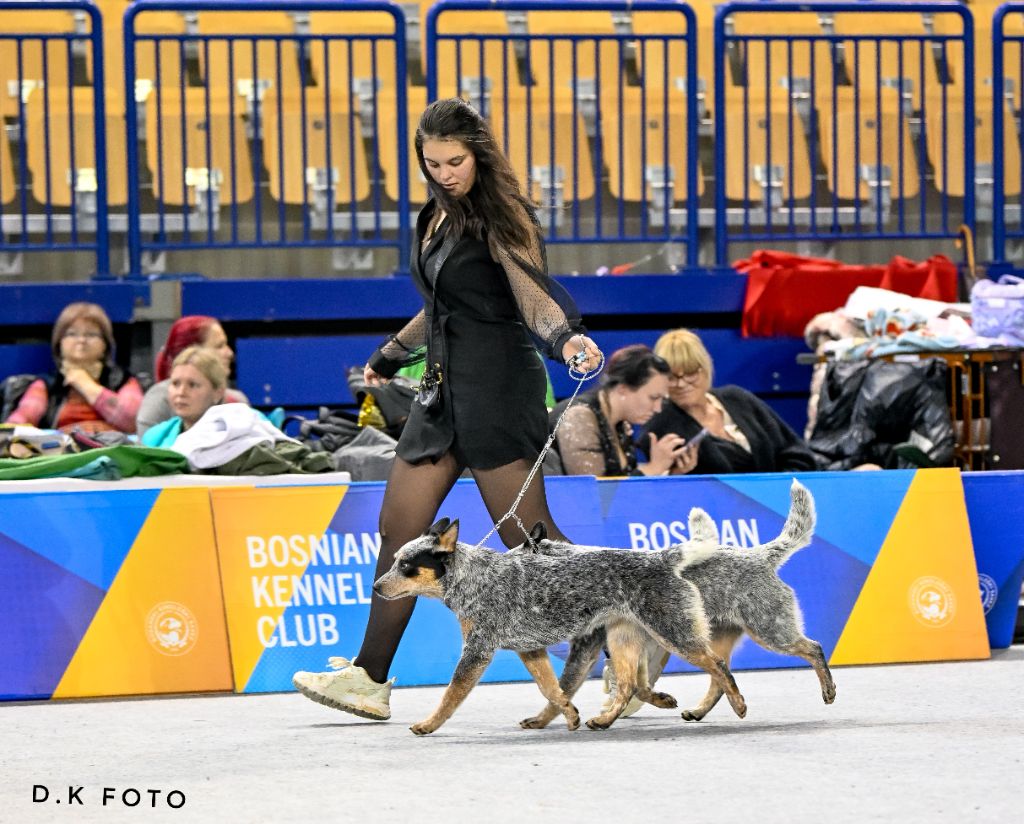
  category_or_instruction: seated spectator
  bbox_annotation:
[4,302,143,434]
[643,328,818,475]
[142,346,226,448]
[136,315,248,436]
[554,344,690,476]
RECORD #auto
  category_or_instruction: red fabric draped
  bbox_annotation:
[736,251,959,338]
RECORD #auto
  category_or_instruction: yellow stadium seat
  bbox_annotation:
[729,11,834,104]
[260,91,369,206]
[926,94,1022,198]
[631,7,708,116]
[145,88,253,206]
[432,9,526,118]
[372,85,429,205]
[724,95,813,204]
[25,88,127,207]
[128,10,189,88]
[500,94,596,205]
[818,87,921,202]
[0,11,76,117]
[197,12,302,102]
[600,89,703,203]
[0,123,15,206]
[832,12,936,112]
[524,11,626,110]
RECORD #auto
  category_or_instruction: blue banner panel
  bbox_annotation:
[962,472,1024,648]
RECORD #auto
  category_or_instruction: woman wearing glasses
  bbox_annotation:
[554,344,697,476]
[4,302,143,434]
[643,328,817,475]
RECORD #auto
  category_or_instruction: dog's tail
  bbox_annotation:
[761,480,816,568]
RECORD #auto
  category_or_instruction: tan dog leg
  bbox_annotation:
[586,625,644,729]
[517,649,580,731]
[521,629,604,730]
[681,630,742,721]
[410,649,493,736]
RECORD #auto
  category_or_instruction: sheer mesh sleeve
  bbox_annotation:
[555,404,608,476]
[492,213,585,362]
[368,309,428,378]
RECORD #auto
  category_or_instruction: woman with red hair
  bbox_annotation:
[4,302,143,433]
[136,315,248,436]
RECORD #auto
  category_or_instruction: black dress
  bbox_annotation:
[368,201,584,469]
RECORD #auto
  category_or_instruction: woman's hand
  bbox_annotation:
[671,438,701,475]
[61,366,103,405]
[647,431,689,475]
[363,363,390,387]
[561,334,603,373]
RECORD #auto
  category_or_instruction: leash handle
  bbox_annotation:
[475,350,604,548]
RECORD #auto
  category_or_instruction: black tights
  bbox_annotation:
[353,452,569,684]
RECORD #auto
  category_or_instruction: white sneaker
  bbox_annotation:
[601,660,644,718]
[292,657,394,721]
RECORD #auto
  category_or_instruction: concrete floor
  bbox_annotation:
[2,647,1021,823]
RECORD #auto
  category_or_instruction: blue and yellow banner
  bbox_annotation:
[0,487,233,700]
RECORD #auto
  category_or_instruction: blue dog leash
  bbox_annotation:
[475,343,604,549]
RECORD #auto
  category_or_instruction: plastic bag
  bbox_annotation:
[971,275,1024,344]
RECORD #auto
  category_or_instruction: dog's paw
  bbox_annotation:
[409,722,435,736]
[823,684,837,704]
[648,691,678,710]
[519,715,550,730]
[564,704,581,731]
[680,708,704,722]
[585,716,613,731]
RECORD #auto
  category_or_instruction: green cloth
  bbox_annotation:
[203,441,334,476]
[0,445,189,481]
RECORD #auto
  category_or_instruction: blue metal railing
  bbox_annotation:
[123,0,409,275]
[992,2,1024,264]
[714,1,974,266]
[0,0,110,276]
[424,0,701,267]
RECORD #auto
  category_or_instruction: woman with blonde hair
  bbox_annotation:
[141,346,227,448]
[643,328,817,475]
[4,302,142,433]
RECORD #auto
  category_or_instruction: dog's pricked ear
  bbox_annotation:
[428,517,451,537]
[529,521,548,543]
[432,518,460,554]
[688,507,720,545]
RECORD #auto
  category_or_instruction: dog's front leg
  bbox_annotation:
[516,649,580,731]
[522,628,605,729]
[410,643,494,736]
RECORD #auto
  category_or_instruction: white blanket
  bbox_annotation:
[172,405,297,470]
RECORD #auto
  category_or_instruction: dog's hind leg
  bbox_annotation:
[632,640,677,710]
[586,622,646,730]
[681,628,742,721]
[521,628,604,730]
[410,645,494,736]
[639,596,747,720]
[741,584,837,705]
[517,649,581,731]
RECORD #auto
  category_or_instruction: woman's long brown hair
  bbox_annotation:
[414,97,537,256]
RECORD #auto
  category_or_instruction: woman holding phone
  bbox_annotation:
[643,328,817,475]
[553,344,697,476]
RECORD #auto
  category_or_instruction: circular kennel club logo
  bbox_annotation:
[146,602,199,656]
[978,573,999,615]
[908,576,957,628]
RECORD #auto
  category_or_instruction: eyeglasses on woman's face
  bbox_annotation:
[667,367,703,386]
[62,329,103,341]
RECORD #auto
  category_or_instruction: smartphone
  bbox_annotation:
[685,427,709,450]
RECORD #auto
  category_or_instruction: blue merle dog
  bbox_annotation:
[521,479,838,728]
[372,519,747,735]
